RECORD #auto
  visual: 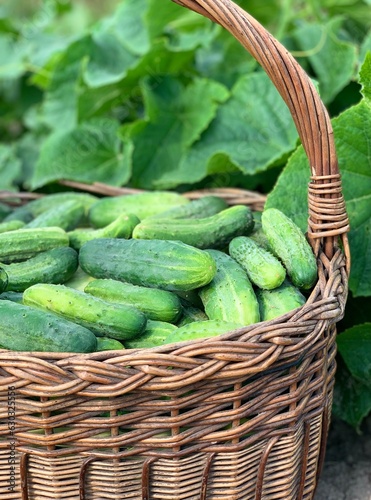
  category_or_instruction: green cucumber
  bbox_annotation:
[68,213,140,250]
[0,300,97,353]
[163,319,242,344]
[26,199,85,231]
[0,291,23,303]
[0,220,25,233]
[256,279,306,321]
[228,236,286,290]
[261,208,317,290]
[199,249,260,325]
[125,320,178,349]
[132,205,254,249]
[2,247,78,292]
[96,337,125,351]
[84,279,182,323]
[0,202,13,221]
[0,226,69,263]
[4,192,97,223]
[88,192,189,228]
[23,283,147,341]
[0,268,8,293]
[79,238,217,292]
[147,195,228,220]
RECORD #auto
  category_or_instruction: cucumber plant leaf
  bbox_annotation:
[31,118,131,189]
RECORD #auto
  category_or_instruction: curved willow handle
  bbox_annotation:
[172,0,350,268]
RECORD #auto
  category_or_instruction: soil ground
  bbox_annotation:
[315,414,371,500]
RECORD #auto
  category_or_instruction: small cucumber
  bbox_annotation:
[68,213,140,250]
[2,246,78,292]
[199,249,260,325]
[0,226,69,263]
[26,199,85,231]
[84,279,182,323]
[96,337,125,351]
[0,268,8,293]
[147,195,228,220]
[0,300,97,353]
[261,208,317,290]
[88,192,189,228]
[132,205,254,249]
[163,320,242,344]
[4,192,97,222]
[79,238,217,292]
[0,220,25,233]
[228,236,286,290]
[256,279,306,321]
[23,284,147,341]
[125,320,178,349]
[0,291,23,303]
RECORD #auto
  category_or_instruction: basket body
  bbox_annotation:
[0,1,349,499]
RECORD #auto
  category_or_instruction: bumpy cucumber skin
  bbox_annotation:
[96,337,125,351]
[26,200,85,231]
[147,195,228,220]
[0,220,25,233]
[85,278,182,323]
[0,300,97,353]
[2,247,78,292]
[261,208,317,290]
[68,213,140,250]
[125,320,178,349]
[0,227,69,263]
[199,249,260,325]
[229,236,286,290]
[79,238,217,292]
[132,205,254,249]
[23,283,147,341]
[88,192,189,228]
[256,279,306,321]
[176,305,209,327]
[163,319,241,344]
[0,268,8,293]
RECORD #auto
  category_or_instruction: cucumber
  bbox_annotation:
[176,306,209,327]
[0,202,13,221]
[0,291,23,303]
[0,268,8,293]
[88,192,189,228]
[96,337,125,351]
[163,320,242,344]
[256,279,306,321]
[124,320,178,349]
[0,300,97,353]
[228,236,286,290]
[0,220,25,233]
[68,213,140,250]
[4,192,97,223]
[26,200,85,231]
[198,249,260,325]
[261,208,317,290]
[23,283,147,341]
[132,205,254,249]
[2,247,78,292]
[0,226,69,263]
[79,238,217,292]
[84,279,182,323]
[146,195,228,220]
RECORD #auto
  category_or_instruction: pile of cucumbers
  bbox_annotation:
[0,190,317,353]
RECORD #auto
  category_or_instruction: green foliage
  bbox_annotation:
[1,0,371,426]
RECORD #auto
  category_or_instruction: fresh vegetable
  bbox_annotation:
[125,320,178,349]
[23,283,147,340]
[198,249,260,324]
[163,319,242,344]
[256,279,307,321]
[146,195,228,220]
[79,238,217,292]
[0,300,97,353]
[26,199,85,231]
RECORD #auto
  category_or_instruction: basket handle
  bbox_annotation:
[172,0,350,268]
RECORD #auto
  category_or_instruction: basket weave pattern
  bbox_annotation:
[0,0,349,499]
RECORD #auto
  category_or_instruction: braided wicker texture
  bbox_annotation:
[0,1,349,499]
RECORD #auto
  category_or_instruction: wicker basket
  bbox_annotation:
[0,0,350,499]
